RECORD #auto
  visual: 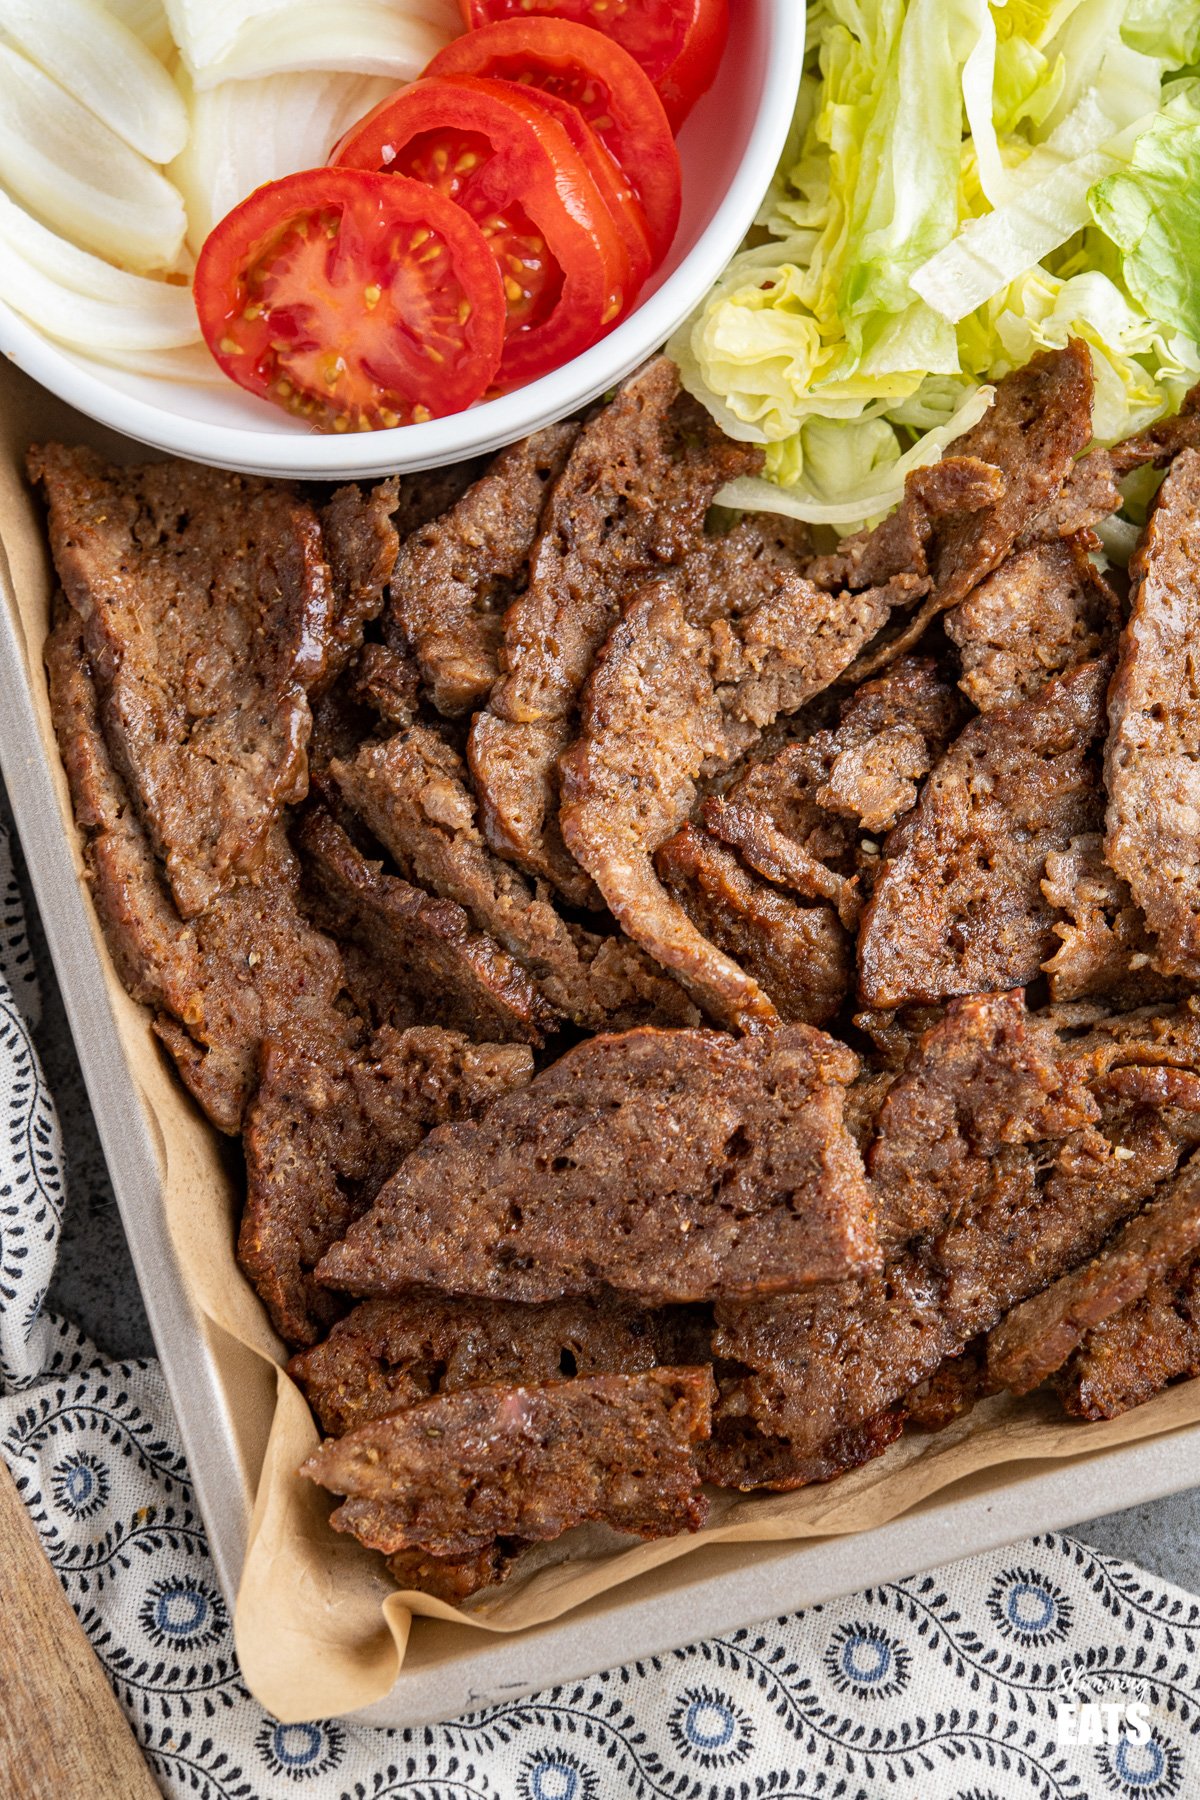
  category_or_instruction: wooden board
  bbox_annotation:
[0,1457,162,1799]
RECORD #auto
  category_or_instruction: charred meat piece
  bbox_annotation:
[289,1292,702,1436]
[656,824,850,1026]
[352,643,421,730]
[708,990,1200,1489]
[302,1367,715,1555]
[806,457,1005,595]
[1108,382,1200,477]
[1015,449,1122,547]
[385,1540,525,1602]
[319,479,400,690]
[298,806,555,1045]
[1041,834,1178,1008]
[389,424,578,717]
[31,444,332,918]
[1055,1257,1200,1420]
[989,1150,1200,1395]
[676,511,811,627]
[239,1026,533,1346]
[468,357,759,899]
[317,1024,877,1306]
[859,656,1112,1008]
[559,583,773,1030]
[716,656,964,924]
[1105,449,1200,979]
[944,537,1118,712]
[845,344,1095,675]
[47,604,352,1133]
[331,724,696,1030]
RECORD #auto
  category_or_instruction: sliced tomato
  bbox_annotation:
[427,18,681,265]
[194,168,505,431]
[502,81,652,299]
[333,75,633,386]
[458,0,729,129]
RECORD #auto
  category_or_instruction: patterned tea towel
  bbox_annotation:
[1,817,1199,1800]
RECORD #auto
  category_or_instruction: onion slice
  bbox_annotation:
[0,45,186,270]
[0,0,188,162]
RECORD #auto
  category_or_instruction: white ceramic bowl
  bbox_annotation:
[0,1,804,478]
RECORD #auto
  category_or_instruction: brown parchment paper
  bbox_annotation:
[6,358,1200,1727]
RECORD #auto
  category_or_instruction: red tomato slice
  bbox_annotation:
[332,75,633,386]
[501,80,652,299]
[194,168,505,431]
[427,18,681,266]
[458,0,729,129]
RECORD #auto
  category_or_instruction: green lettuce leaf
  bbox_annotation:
[1089,84,1200,340]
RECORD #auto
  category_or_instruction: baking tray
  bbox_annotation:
[4,369,1200,1729]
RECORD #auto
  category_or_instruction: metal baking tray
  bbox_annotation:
[4,379,1200,1730]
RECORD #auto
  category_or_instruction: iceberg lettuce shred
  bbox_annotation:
[673,0,1200,537]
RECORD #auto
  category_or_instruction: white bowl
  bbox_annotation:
[0,1,804,479]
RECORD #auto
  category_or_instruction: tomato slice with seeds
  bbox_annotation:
[194,168,505,431]
[426,17,681,266]
[332,75,633,386]
[501,80,652,299]
[458,0,729,129]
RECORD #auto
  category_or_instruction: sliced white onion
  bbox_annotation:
[165,0,453,86]
[103,0,173,62]
[715,385,997,528]
[0,46,186,270]
[82,341,225,383]
[0,0,188,162]
[0,189,197,313]
[171,68,397,251]
[0,232,199,349]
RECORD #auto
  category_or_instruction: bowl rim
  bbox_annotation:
[0,0,805,479]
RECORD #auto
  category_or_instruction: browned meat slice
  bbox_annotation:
[845,345,1095,677]
[389,424,578,716]
[1108,383,1200,476]
[699,656,963,953]
[902,1342,989,1431]
[1105,449,1200,978]
[317,1024,877,1305]
[391,459,487,538]
[656,824,850,1025]
[468,357,759,899]
[297,806,555,1045]
[701,800,859,926]
[989,1151,1200,1395]
[868,991,1097,1252]
[1055,1258,1200,1419]
[47,605,352,1133]
[352,642,420,729]
[289,1293,701,1436]
[1041,834,1177,1007]
[944,538,1118,711]
[806,457,1005,594]
[1016,448,1122,546]
[385,1540,524,1601]
[676,511,811,627]
[239,1027,533,1346]
[31,443,332,918]
[319,479,400,689]
[302,1367,714,1555]
[931,341,1095,608]
[707,990,1200,1489]
[559,583,774,1029]
[859,656,1112,1008]
[331,724,695,1030]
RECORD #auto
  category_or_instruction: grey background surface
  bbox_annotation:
[11,790,1200,1602]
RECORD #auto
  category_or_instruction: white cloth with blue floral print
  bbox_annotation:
[0,818,1198,1800]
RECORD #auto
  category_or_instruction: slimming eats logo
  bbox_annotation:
[1053,1674,1152,1748]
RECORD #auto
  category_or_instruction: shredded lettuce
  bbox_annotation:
[675,0,1200,535]
[1088,83,1200,342]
